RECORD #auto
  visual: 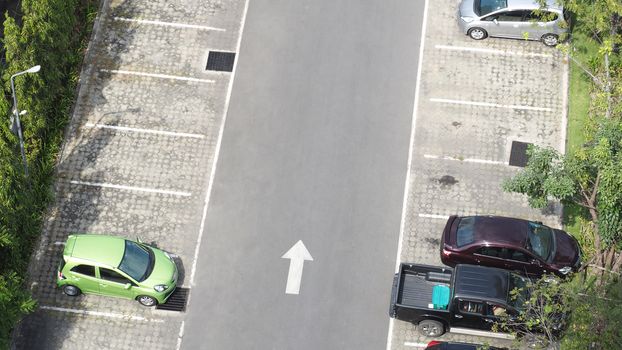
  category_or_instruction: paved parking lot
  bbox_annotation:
[388,0,567,349]
[13,0,568,349]
[13,0,246,348]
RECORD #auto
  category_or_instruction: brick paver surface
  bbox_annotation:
[13,0,245,348]
[389,0,567,348]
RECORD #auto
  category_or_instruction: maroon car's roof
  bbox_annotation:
[460,216,529,248]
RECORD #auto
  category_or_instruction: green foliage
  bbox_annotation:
[561,277,622,349]
[494,275,571,349]
[0,272,36,349]
[504,118,622,251]
[502,146,575,209]
[0,0,98,347]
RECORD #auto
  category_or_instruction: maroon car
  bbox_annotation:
[440,216,581,277]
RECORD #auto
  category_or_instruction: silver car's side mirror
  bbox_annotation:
[493,18,499,25]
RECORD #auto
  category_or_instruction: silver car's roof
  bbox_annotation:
[459,0,563,17]
[507,0,562,11]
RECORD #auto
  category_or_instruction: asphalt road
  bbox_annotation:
[183,1,425,349]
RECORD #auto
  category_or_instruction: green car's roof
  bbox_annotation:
[66,234,125,267]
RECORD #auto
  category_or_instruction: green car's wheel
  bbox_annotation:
[137,295,157,307]
[62,285,81,297]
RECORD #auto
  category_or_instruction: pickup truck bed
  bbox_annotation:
[395,264,452,309]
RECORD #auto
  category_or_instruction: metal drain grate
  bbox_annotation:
[156,287,188,312]
[206,51,236,72]
[509,141,532,167]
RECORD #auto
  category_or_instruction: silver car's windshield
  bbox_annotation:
[118,240,152,281]
[475,0,507,16]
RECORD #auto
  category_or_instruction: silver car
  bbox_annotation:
[458,0,568,46]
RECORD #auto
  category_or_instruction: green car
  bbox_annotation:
[57,234,178,306]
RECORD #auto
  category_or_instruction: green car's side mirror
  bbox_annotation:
[136,237,143,244]
[124,283,132,290]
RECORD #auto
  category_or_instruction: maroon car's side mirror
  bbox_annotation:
[531,259,541,266]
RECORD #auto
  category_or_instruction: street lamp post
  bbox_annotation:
[10,65,41,178]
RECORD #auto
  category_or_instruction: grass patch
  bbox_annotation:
[562,30,597,238]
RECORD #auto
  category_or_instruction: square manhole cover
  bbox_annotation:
[156,287,189,312]
[509,141,532,167]
[206,51,236,72]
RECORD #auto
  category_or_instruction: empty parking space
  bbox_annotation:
[109,0,246,36]
[75,74,227,134]
[414,104,561,161]
[58,128,210,191]
[95,18,231,77]
[14,308,181,350]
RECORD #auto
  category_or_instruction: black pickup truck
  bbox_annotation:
[389,263,528,337]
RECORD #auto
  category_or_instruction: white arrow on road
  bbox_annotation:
[281,240,313,295]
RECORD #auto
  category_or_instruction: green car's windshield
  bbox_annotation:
[118,240,153,282]
[526,222,554,261]
[507,273,529,311]
[475,0,507,16]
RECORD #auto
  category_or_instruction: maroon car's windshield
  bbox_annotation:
[526,222,554,261]
[456,217,476,247]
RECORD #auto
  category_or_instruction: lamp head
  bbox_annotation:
[26,65,41,73]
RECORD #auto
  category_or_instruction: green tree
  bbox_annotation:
[494,275,570,350]
[503,119,622,276]
[542,0,622,118]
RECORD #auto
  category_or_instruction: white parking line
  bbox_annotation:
[430,97,553,112]
[101,69,215,83]
[113,17,226,32]
[424,154,508,166]
[404,342,429,348]
[69,180,191,197]
[388,1,429,350]
[188,0,249,288]
[435,44,553,58]
[176,321,185,350]
[40,305,165,323]
[84,123,205,139]
[418,213,449,220]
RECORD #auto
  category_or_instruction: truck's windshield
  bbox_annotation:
[507,273,529,311]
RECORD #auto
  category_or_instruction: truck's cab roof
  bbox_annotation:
[453,264,510,305]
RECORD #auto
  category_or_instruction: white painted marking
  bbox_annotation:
[449,327,515,339]
[175,321,185,350]
[281,240,313,295]
[424,154,508,165]
[404,342,429,348]
[101,69,215,83]
[418,213,450,220]
[53,241,66,246]
[430,98,553,112]
[113,17,226,32]
[40,305,164,323]
[435,44,553,58]
[388,1,429,349]
[69,180,191,197]
[188,0,250,287]
[84,123,205,139]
